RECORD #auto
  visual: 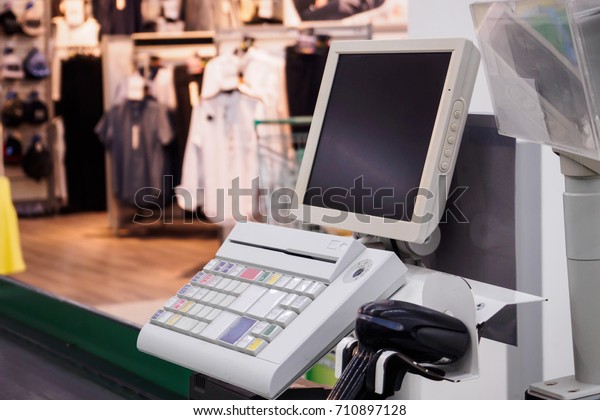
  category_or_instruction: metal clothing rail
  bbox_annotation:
[214,23,372,45]
[131,31,215,47]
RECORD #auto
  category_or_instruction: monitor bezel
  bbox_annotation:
[293,38,480,244]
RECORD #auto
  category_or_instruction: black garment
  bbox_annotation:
[1,94,26,127]
[92,0,142,35]
[173,64,203,183]
[24,92,49,125]
[51,0,61,18]
[0,7,22,35]
[285,45,329,118]
[22,137,53,181]
[59,55,106,212]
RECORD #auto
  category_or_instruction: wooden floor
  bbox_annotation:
[13,212,221,314]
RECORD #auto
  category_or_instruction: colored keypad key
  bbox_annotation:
[212,261,228,272]
[239,267,262,281]
[255,272,271,283]
[219,262,235,273]
[265,273,283,286]
[219,316,257,345]
[260,324,282,342]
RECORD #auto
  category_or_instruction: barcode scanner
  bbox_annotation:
[328,300,470,400]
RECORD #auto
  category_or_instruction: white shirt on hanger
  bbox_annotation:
[151,66,178,109]
[200,48,292,197]
[178,90,266,224]
[54,17,101,49]
[113,66,177,110]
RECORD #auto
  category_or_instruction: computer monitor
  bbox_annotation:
[294,38,481,244]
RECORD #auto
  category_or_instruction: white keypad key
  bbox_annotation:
[236,334,255,350]
[215,277,232,290]
[188,303,203,316]
[173,316,198,333]
[295,280,314,294]
[275,310,298,327]
[210,292,226,306]
[224,280,241,293]
[246,289,287,319]
[197,306,213,320]
[190,321,208,336]
[199,312,238,341]
[219,295,236,308]
[205,308,222,321]
[194,288,209,301]
[163,297,178,308]
[266,307,284,322]
[290,295,312,313]
[305,282,326,299]
[204,259,219,270]
[228,285,266,313]
[206,276,222,288]
[284,277,302,291]
[185,286,200,298]
[279,293,299,309]
[233,282,249,295]
[201,290,217,303]
[274,275,293,289]
[229,265,245,277]
[251,320,269,336]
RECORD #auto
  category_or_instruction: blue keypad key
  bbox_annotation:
[219,316,257,345]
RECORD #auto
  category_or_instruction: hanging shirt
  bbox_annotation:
[151,66,177,109]
[173,64,203,173]
[92,0,143,35]
[178,90,265,224]
[95,99,174,205]
[113,67,177,110]
[51,17,101,101]
[242,48,292,197]
[201,49,291,194]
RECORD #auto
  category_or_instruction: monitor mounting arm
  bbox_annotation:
[529,152,600,399]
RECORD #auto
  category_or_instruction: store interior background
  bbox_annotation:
[2,0,574,399]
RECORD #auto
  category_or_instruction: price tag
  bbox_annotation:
[132,125,140,151]
[116,0,127,11]
[189,82,200,107]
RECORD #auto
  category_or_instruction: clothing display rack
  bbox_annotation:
[101,32,218,235]
[1,0,57,213]
[100,24,371,235]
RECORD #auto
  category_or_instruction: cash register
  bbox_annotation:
[137,38,523,399]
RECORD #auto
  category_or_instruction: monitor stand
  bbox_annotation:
[528,153,600,399]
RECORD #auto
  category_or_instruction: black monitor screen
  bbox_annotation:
[303,52,451,221]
